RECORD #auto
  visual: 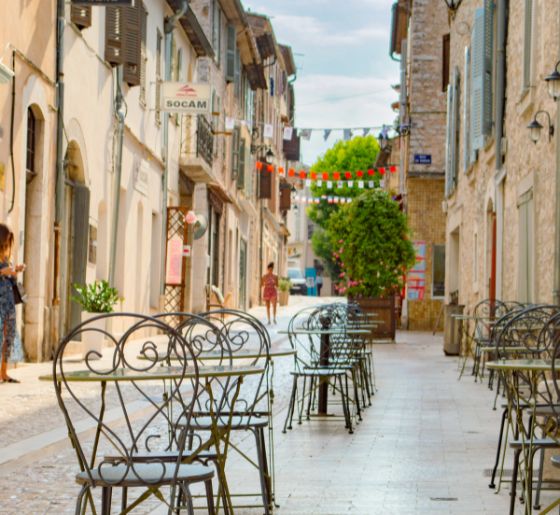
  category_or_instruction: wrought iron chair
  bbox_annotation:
[189,309,273,514]
[282,305,355,433]
[52,312,216,515]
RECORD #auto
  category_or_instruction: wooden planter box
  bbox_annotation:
[279,290,289,306]
[352,296,396,342]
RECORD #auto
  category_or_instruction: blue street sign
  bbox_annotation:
[414,154,432,164]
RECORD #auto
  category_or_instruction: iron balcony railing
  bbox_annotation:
[196,115,214,167]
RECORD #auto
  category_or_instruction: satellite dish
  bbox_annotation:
[193,214,208,240]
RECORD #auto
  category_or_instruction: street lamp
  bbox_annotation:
[527,110,554,144]
[545,61,560,100]
[264,148,274,164]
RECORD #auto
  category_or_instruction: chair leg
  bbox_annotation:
[339,374,352,434]
[254,427,272,515]
[74,485,88,515]
[298,376,307,424]
[533,447,545,510]
[282,376,298,433]
[101,487,112,515]
[121,487,128,512]
[205,479,216,515]
[509,448,521,515]
[351,369,362,421]
[489,406,508,489]
[306,376,315,420]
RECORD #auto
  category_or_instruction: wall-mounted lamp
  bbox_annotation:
[442,0,463,12]
[527,110,554,144]
[545,61,560,100]
[263,148,274,164]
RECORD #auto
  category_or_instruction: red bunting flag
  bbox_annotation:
[310,171,317,180]
[378,167,385,175]
[288,168,295,177]
[278,166,285,174]
[356,170,363,178]
[256,161,263,171]
[299,170,306,179]
[390,166,397,173]
[322,172,329,180]
[333,172,341,180]
[367,169,374,176]
[344,171,352,179]
[267,164,274,172]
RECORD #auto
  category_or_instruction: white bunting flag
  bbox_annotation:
[358,181,364,188]
[368,181,374,188]
[337,181,343,189]
[225,117,235,130]
[283,127,293,140]
[264,124,274,139]
[328,196,333,204]
[305,179,311,187]
[317,180,323,187]
[348,181,354,188]
[327,181,333,189]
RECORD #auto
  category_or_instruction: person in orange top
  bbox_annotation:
[261,262,278,325]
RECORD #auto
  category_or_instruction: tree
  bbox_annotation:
[307,135,380,279]
[327,189,415,298]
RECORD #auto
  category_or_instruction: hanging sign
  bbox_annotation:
[161,82,210,114]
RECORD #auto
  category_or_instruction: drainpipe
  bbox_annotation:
[108,65,126,288]
[554,6,560,305]
[160,0,188,300]
[494,0,508,301]
[52,0,66,347]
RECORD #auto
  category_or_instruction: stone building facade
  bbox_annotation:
[390,0,447,330]
[443,0,560,310]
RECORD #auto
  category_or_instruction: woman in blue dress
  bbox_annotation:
[0,224,25,383]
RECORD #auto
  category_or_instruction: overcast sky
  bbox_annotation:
[244,0,399,166]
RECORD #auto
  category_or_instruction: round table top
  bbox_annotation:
[277,328,371,335]
[41,364,265,382]
[138,347,296,362]
[485,359,552,372]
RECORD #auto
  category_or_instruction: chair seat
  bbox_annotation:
[76,462,213,488]
[510,437,560,449]
[292,367,347,377]
[106,449,217,463]
[189,414,269,430]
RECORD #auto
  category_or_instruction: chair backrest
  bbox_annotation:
[496,305,560,358]
[53,313,199,487]
[199,309,270,420]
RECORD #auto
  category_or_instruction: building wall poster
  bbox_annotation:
[407,241,426,300]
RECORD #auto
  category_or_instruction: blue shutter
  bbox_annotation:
[445,83,454,197]
[470,8,484,152]
[463,46,471,171]
[482,0,494,137]
[226,24,236,82]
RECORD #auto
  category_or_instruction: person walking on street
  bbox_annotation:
[0,224,25,383]
[316,274,323,297]
[261,262,278,325]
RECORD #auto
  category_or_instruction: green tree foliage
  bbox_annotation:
[327,189,415,298]
[308,135,380,229]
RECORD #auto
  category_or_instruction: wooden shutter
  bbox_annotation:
[445,83,454,197]
[122,4,142,86]
[442,34,450,92]
[226,24,236,83]
[237,140,246,190]
[259,170,272,199]
[523,0,533,90]
[71,5,92,29]
[470,8,484,152]
[279,182,291,211]
[481,0,494,138]
[231,127,240,179]
[105,6,122,66]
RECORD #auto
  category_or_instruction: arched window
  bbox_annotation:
[26,107,37,180]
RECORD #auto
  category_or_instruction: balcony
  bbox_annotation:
[179,115,215,183]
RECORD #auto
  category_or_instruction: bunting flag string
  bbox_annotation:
[294,194,355,205]
[255,161,397,180]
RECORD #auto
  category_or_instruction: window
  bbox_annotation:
[231,127,240,179]
[212,0,222,66]
[518,190,535,302]
[26,108,36,179]
[442,34,450,92]
[463,46,472,170]
[71,5,91,29]
[445,68,460,196]
[432,244,445,298]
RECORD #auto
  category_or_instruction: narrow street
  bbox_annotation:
[0,296,526,514]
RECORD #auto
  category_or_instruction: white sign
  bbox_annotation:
[225,117,235,130]
[161,82,210,114]
[263,124,274,139]
[283,127,293,140]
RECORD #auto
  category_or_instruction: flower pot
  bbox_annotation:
[81,312,106,359]
[279,290,289,306]
[352,296,397,342]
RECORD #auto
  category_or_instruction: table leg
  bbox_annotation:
[318,333,330,414]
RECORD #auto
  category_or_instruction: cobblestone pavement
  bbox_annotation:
[0,297,549,513]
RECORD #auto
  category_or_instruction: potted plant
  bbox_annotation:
[72,280,120,358]
[327,189,415,341]
[278,277,291,306]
